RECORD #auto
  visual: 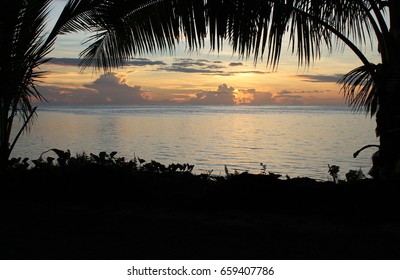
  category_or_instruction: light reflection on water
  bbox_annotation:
[11,105,378,180]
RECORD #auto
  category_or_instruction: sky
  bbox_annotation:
[36,0,382,106]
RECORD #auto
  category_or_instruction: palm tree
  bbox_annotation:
[206,0,399,180]
[0,0,52,167]
[213,0,400,180]
[0,0,204,168]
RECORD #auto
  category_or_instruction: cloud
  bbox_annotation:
[37,78,305,106]
[251,91,276,105]
[273,88,336,105]
[37,73,152,104]
[46,58,81,67]
[170,58,213,67]
[35,86,89,104]
[235,87,305,105]
[82,73,152,104]
[46,57,166,67]
[45,56,270,76]
[277,89,292,95]
[276,89,333,95]
[242,70,271,74]
[273,94,305,105]
[182,85,278,105]
[229,62,243,66]
[188,84,237,105]
[159,58,271,76]
[159,58,227,74]
[160,66,225,74]
[124,58,166,66]
[236,88,282,105]
[295,74,344,83]
[35,70,341,106]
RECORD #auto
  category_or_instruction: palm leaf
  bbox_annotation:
[77,0,208,72]
[47,0,105,40]
[338,64,379,116]
[204,0,375,68]
[47,0,207,72]
[0,0,58,161]
[66,0,378,72]
[1,0,53,123]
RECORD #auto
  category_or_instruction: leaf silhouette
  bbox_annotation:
[51,148,66,158]
[99,151,107,161]
[47,157,55,164]
[90,153,100,162]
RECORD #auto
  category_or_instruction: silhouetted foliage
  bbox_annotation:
[4,149,400,259]
[328,164,340,184]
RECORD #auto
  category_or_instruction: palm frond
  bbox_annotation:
[0,0,53,127]
[66,0,377,72]
[338,63,379,116]
[77,0,169,71]
[77,0,208,72]
[46,0,105,41]
[205,0,375,68]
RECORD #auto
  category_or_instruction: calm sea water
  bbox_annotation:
[11,105,378,180]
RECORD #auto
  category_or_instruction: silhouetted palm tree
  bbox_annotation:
[204,0,399,179]
[215,0,400,179]
[0,0,52,167]
[0,0,203,167]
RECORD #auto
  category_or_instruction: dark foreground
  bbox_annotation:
[2,166,400,260]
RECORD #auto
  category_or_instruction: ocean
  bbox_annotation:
[11,105,378,180]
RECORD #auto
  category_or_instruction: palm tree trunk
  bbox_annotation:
[373,1,400,180]
[376,75,400,179]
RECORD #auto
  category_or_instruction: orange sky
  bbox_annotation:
[36,1,381,106]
